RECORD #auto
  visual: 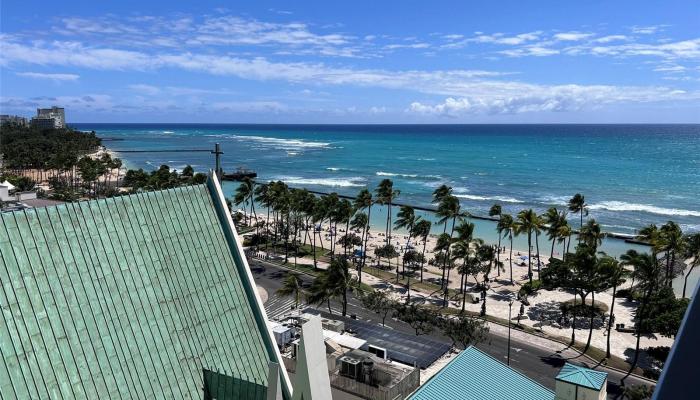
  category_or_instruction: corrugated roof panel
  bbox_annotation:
[0,181,281,399]
[555,363,607,390]
[409,346,556,400]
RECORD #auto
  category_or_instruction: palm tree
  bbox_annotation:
[254,182,273,249]
[350,212,369,282]
[375,179,400,245]
[436,195,462,288]
[432,184,453,233]
[403,250,424,302]
[277,273,304,309]
[489,204,503,275]
[395,205,416,273]
[621,250,661,373]
[659,221,685,287]
[580,219,605,251]
[354,188,374,270]
[497,214,515,284]
[543,207,566,259]
[682,233,700,298]
[237,177,257,229]
[557,222,573,255]
[600,257,627,358]
[413,219,432,282]
[515,209,538,284]
[568,193,588,242]
[335,199,354,257]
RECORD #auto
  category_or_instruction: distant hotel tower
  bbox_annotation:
[31,106,65,129]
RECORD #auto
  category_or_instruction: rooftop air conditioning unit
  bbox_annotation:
[339,355,362,380]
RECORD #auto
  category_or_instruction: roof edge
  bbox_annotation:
[205,171,293,399]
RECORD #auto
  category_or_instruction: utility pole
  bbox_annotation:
[212,143,223,178]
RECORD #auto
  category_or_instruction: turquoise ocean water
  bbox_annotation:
[74,123,700,290]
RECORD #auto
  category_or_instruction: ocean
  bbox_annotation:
[73,123,700,293]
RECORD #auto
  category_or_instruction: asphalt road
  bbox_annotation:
[250,259,654,399]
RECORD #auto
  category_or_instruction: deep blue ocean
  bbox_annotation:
[73,123,700,293]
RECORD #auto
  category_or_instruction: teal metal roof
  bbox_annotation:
[409,346,555,400]
[0,178,287,399]
[555,363,607,390]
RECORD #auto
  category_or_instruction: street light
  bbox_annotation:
[489,288,517,366]
[507,297,513,366]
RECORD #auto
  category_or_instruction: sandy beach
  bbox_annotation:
[241,211,676,362]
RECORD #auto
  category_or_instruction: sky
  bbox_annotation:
[1,0,699,123]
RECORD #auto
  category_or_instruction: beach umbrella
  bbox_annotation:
[520,255,528,260]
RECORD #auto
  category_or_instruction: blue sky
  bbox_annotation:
[1,0,699,123]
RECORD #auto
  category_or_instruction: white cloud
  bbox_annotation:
[409,83,698,116]
[595,35,629,43]
[553,31,595,41]
[500,46,559,57]
[211,101,288,113]
[630,25,666,35]
[15,72,80,81]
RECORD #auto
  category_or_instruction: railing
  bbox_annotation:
[329,368,420,400]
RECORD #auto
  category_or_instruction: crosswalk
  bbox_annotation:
[265,295,304,321]
[263,295,347,321]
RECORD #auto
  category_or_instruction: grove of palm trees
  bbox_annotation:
[237,178,697,378]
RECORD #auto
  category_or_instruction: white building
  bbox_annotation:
[31,106,65,128]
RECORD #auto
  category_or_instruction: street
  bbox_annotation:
[250,258,654,398]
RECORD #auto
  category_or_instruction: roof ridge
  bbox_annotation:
[466,346,556,394]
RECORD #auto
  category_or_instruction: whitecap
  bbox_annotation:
[376,171,441,180]
[455,194,524,203]
[162,131,175,134]
[589,201,700,217]
[275,176,366,188]
[229,134,331,149]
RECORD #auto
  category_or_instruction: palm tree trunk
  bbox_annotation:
[496,235,502,277]
[585,291,595,352]
[571,291,577,345]
[683,264,697,298]
[527,230,533,285]
[630,288,653,373]
[606,285,617,358]
[362,205,372,269]
[312,226,318,270]
[550,234,557,259]
[509,234,514,284]
[535,230,541,279]
[420,237,427,283]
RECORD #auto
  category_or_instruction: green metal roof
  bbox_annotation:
[555,363,607,390]
[0,178,287,399]
[409,346,555,400]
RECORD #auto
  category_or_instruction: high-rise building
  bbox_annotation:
[31,106,65,128]
[0,115,28,126]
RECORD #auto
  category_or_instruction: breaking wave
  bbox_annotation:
[275,176,366,188]
[589,201,700,217]
[376,171,441,180]
[226,134,331,149]
[455,194,524,203]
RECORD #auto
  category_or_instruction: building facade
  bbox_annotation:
[31,106,65,128]
[0,115,28,126]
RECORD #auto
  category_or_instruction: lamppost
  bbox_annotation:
[507,297,513,366]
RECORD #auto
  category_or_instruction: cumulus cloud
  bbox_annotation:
[408,83,697,116]
[553,31,595,41]
[15,72,80,81]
